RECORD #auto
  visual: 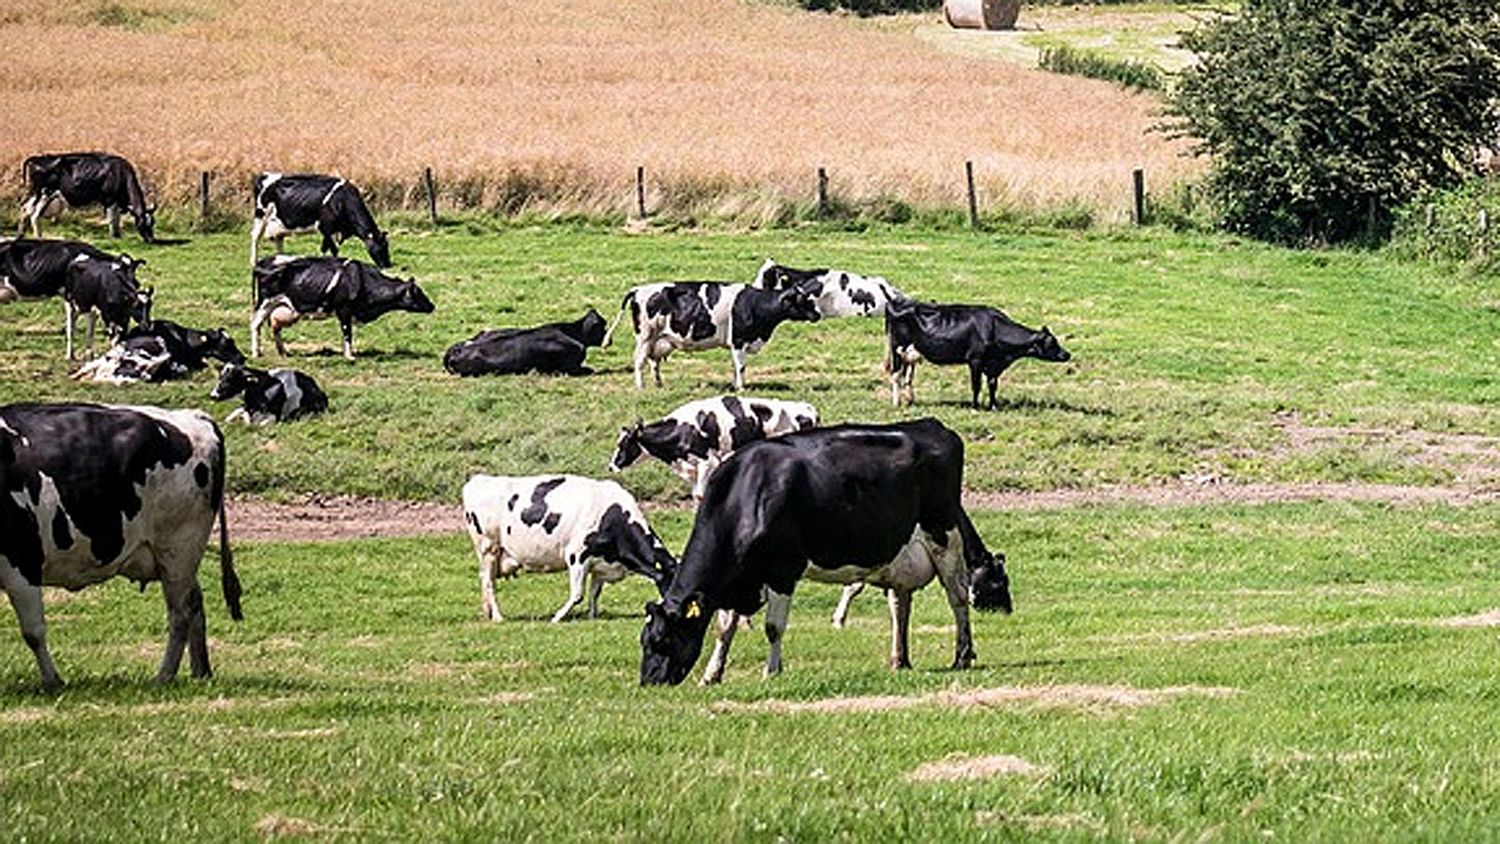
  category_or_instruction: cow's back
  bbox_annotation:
[463,474,633,570]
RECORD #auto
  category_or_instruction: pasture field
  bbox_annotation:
[2,505,1499,840]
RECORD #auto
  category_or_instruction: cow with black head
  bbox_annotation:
[885,299,1071,410]
[251,255,434,359]
[19,153,155,242]
[443,308,608,377]
[0,238,151,359]
[250,173,391,268]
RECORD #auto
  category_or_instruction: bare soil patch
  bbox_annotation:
[1434,609,1500,628]
[711,683,1236,716]
[229,494,463,543]
[1103,623,1306,645]
[908,753,1048,782]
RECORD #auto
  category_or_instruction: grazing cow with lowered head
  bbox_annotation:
[250,173,391,268]
[754,259,905,318]
[251,255,434,359]
[640,418,1011,686]
[443,308,607,377]
[608,395,819,501]
[462,474,676,623]
[885,299,1070,410]
[0,238,151,359]
[0,402,242,690]
[72,319,244,384]
[604,281,820,390]
[18,153,156,242]
[210,363,327,425]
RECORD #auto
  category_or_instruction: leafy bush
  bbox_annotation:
[1166,1,1500,246]
[1038,45,1163,92]
[1389,178,1500,269]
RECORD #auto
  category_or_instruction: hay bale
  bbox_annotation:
[944,0,1020,31]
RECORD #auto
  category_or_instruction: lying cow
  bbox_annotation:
[443,308,607,377]
[608,395,819,501]
[211,363,328,424]
[0,238,152,359]
[0,402,242,690]
[640,418,1011,686]
[18,152,156,242]
[885,299,1071,410]
[462,474,676,623]
[250,173,391,268]
[754,259,905,318]
[72,320,244,384]
[251,255,434,359]
[604,281,821,389]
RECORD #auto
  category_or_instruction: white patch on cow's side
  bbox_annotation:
[70,254,89,265]
[0,277,19,303]
[270,369,303,419]
[322,179,346,206]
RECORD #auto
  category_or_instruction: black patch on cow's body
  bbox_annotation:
[507,494,519,511]
[703,284,721,309]
[50,509,72,550]
[637,419,714,463]
[582,503,675,589]
[849,288,877,313]
[518,478,567,530]
[719,397,768,451]
[645,284,719,342]
[542,513,561,534]
[728,286,820,351]
[194,463,210,488]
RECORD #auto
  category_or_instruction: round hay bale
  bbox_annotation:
[943,0,1020,30]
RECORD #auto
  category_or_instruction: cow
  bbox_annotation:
[250,255,434,359]
[754,259,905,318]
[0,402,242,690]
[250,173,391,269]
[885,299,1071,410]
[639,418,1012,686]
[18,153,156,243]
[443,308,607,377]
[608,395,819,501]
[0,238,151,359]
[71,320,244,384]
[461,474,677,623]
[603,281,821,390]
[210,363,328,424]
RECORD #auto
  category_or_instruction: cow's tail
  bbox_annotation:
[211,424,244,621]
[601,288,634,348]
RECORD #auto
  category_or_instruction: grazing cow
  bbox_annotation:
[461,474,676,623]
[210,363,328,424]
[608,395,819,501]
[604,281,821,389]
[18,153,156,242]
[0,238,151,358]
[251,255,434,359]
[71,320,244,384]
[639,418,1012,686]
[0,402,242,690]
[754,259,905,318]
[885,299,1071,410]
[443,308,607,377]
[250,173,391,268]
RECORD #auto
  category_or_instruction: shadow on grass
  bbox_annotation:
[0,668,336,700]
[922,395,1114,416]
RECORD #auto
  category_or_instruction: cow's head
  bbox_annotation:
[134,204,157,243]
[400,278,435,314]
[969,550,1012,614]
[204,328,247,365]
[1031,327,1071,363]
[640,597,711,686]
[776,285,821,324]
[578,307,608,347]
[209,363,249,401]
[608,421,645,472]
[365,230,392,268]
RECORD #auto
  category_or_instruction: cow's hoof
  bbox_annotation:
[890,657,912,671]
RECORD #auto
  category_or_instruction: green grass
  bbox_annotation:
[3,503,1499,840]
[1,218,1495,503]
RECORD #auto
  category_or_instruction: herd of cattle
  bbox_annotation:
[1,152,1074,690]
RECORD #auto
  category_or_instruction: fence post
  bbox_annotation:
[636,166,647,219]
[965,161,978,229]
[423,167,438,226]
[1132,168,1145,225]
[200,171,211,221]
[1480,209,1490,260]
[817,167,829,219]
[1424,204,1434,231]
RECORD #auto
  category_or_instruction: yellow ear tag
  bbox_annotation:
[684,600,701,619]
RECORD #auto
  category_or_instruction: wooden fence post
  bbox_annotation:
[817,167,829,218]
[965,161,978,229]
[636,166,647,219]
[200,171,211,221]
[1480,208,1490,260]
[423,167,438,226]
[1132,168,1145,225]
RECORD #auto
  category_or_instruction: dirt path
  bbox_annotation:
[229,479,1499,544]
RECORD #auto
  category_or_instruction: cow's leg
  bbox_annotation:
[631,340,649,389]
[107,206,122,238]
[932,529,976,670]
[469,531,504,622]
[85,311,97,356]
[551,560,589,623]
[340,318,355,360]
[585,571,606,619]
[249,217,265,269]
[158,573,211,682]
[699,609,740,685]
[0,565,62,691]
[987,374,1000,411]
[249,300,273,357]
[731,346,747,391]
[762,588,793,678]
[25,193,48,238]
[321,234,339,258]
[890,365,903,408]
[63,300,76,360]
[887,587,913,670]
[968,362,983,410]
[831,582,865,628]
[273,235,285,255]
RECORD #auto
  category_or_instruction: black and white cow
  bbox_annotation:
[18,153,156,242]
[72,319,244,384]
[0,238,151,359]
[608,395,819,501]
[639,418,1011,686]
[754,259,905,318]
[604,281,821,390]
[461,474,676,623]
[0,402,242,690]
[250,173,391,268]
[251,255,434,359]
[443,308,607,377]
[885,299,1071,410]
[210,363,328,424]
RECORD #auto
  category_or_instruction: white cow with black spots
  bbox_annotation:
[461,474,676,623]
[754,259,905,318]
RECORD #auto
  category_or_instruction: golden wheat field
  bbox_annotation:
[0,0,1198,222]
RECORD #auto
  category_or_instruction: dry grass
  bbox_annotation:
[907,753,1049,782]
[0,0,1196,223]
[711,683,1237,715]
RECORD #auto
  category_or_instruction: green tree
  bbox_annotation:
[1167,1,1500,245]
